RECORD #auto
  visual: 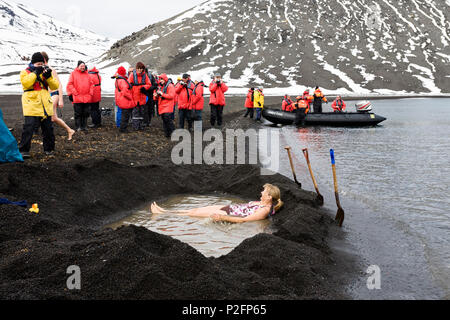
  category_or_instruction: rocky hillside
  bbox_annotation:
[101,0,450,94]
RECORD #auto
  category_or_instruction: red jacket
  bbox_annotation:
[67,68,94,104]
[114,76,134,109]
[129,71,151,106]
[157,74,175,115]
[282,98,295,112]
[332,99,346,112]
[191,81,205,111]
[88,67,102,103]
[175,80,195,110]
[245,90,254,109]
[209,81,228,106]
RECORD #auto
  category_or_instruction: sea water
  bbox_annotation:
[264,97,449,299]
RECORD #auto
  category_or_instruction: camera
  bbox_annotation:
[180,81,186,86]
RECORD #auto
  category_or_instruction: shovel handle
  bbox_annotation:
[285,147,300,185]
[302,148,310,163]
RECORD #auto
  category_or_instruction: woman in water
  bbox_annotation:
[42,52,76,141]
[151,184,283,223]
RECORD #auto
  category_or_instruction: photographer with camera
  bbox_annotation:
[66,61,94,132]
[154,74,176,138]
[175,73,195,131]
[18,52,60,159]
[209,73,228,127]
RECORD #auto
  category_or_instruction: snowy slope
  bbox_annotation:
[0,0,114,93]
[101,0,450,95]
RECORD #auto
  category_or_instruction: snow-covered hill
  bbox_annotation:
[101,0,450,95]
[0,0,114,93]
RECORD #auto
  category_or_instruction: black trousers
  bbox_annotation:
[210,104,224,126]
[161,113,175,138]
[143,100,155,126]
[313,104,322,113]
[73,103,90,130]
[294,109,307,126]
[244,108,254,118]
[179,109,193,130]
[19,116,55,152]
[120,108,133,132]
[90,102,102,126]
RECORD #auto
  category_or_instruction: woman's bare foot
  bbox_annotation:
[68,129,75,141]
[150,202,166,214]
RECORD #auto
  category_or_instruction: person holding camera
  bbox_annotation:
[88,66,102,128]
[254,88,264,122]
[175,73,195,131]
[209,73,228,127]
[18,52,60,159]
[66,61,94,132]
[129,62,151,131]
[244,88,255,119]
[142,67,158,127]
[154,74,175,138]
[191,80,206,123]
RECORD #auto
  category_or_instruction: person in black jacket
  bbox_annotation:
[142,67,159,127]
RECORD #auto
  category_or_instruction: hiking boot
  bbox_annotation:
[21,152,31,159]
[44,151,54,156]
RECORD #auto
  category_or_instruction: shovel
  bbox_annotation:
[285,146,302,188]
[330,149,345,227]
[302,148,324,206]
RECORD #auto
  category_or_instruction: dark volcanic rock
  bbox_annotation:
[102,0,450,93]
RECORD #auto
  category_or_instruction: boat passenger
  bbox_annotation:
[331,96,346,112]
[282,95,295,112]
[313,86,328,113]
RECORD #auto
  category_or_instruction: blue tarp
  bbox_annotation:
[0,108,23,163]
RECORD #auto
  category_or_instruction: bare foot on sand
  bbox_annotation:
[68,129,76,141]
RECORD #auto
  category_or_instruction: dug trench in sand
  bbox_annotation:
[0,96,359,300]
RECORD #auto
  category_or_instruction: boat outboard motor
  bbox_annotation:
[355,101,373,113]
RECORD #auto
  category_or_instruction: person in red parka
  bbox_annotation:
[67,61,94,131]
[331,95,346,112]
[244,88,255,119]
[282,95,295,112]
[88,66,102,128]
[155,73,176,138]
[175,73,195,130]
[209,73,228,127]
[191,80,206,123]
[129,62,151,131]
[113,66,134,133]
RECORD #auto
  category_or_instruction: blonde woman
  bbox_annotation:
[42,52,75,141]
[151,184,283,223]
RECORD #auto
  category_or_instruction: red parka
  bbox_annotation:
[157,74,175,115]
[67,68,94,104]
[209,81,228,106]
[245,89,254,109]
[175,80,195,110]
[332,99,346,112]
[115,76,134,109]
[88,67,102,103]
[191,81,205,111]
[282,97,295,112]
[129,70,151,107]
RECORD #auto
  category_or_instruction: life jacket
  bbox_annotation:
[24,68,48,92]
[297,99,309,114]
[88,71,101,87]
[282,98,295,112]
[115,76,132,92]
[132,70,148,87]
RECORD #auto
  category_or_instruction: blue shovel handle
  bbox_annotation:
[330,149,335,165]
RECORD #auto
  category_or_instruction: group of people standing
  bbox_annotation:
[113,64,229,138]
[244,88,265,121]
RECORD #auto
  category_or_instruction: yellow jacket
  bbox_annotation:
[254,90,264,109]
[21,69,59,117]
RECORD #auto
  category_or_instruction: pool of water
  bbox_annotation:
[106,194,274,258]
[261,97,449,299]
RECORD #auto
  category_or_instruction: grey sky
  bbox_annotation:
[13,0,206,39]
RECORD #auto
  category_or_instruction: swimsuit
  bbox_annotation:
[221,202,275,218]
[50,91,59,97]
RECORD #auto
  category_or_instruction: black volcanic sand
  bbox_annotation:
[0,95,357,300]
